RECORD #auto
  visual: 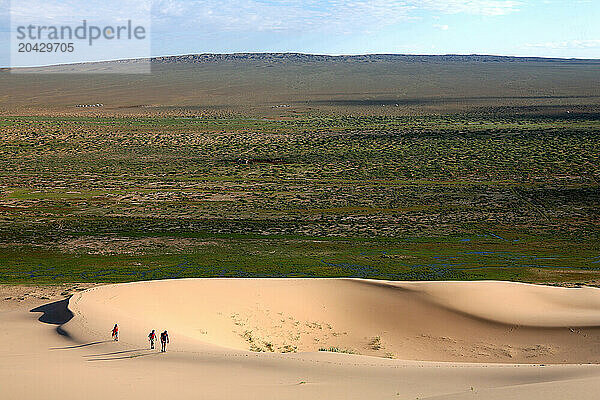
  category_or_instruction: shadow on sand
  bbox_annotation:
[29,298,119,350]
[85,349,148,357]
[30,298,74,338]
[29,298,159,359]
[87,349,160,361]
[50,341,112,350]
[30,298,73,325]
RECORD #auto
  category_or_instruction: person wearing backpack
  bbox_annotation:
[148,330,157,349]
[160,330,169,352]
[111,324,119,341]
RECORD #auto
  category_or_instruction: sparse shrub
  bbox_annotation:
[318,347,356,354]
[369,336,382,350]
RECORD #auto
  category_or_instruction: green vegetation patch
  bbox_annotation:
[0,111,599,284]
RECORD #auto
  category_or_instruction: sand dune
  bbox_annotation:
[3,279,600,400]
[64,278,600,363]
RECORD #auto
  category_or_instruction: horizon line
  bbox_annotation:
[4,51,600,69]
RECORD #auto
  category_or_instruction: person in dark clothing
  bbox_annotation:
[160,330,169,352]
[148,330,157,349]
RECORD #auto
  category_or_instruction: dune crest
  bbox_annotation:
[63,279,600,363]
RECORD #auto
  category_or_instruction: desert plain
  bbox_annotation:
[1,54,600,399]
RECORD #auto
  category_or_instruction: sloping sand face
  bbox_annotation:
[64,279,600,363]
[4,280,600,400]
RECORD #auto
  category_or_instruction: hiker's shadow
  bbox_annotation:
[30,298,160,358]
[86,349,148,357]
[87,349,161,361]
[50,341,112,350]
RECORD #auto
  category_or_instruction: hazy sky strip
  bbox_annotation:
[1,0,599,66]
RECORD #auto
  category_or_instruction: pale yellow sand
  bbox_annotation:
[2,279,600,399]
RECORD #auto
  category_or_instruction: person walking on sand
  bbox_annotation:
[148,329,157,349]
[112,324,119,341]
[160,330,169,352]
